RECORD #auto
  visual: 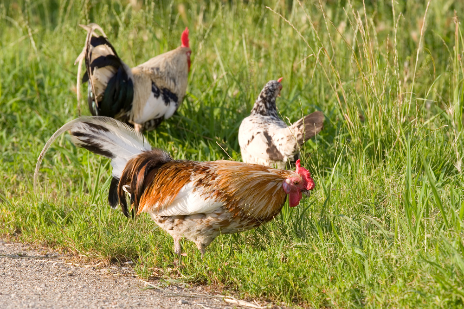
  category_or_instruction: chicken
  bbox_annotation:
[34,117,315,257]
[75,23,191,132]
[239,78,324,169]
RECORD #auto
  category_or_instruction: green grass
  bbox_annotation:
[1,0,464,307]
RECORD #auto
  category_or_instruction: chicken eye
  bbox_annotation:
[294,181,300,185]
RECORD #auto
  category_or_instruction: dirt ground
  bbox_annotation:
[0,239,281,309]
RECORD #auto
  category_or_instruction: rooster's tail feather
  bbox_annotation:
[34,117,152,193]
[75,23,134,118]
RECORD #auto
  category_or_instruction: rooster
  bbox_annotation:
[75,23,191,132]
[34,117,315,257]
[239,78,324,169]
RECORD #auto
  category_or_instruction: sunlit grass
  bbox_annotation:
[1,0,464,307]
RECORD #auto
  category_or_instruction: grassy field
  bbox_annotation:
[1,0,464,307]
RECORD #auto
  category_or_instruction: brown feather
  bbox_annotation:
[289,111,325,144]
[137,160,293,222]
[118,149,172,217]
[138,161,196,215]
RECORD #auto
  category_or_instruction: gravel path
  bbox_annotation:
[0,240,273,309]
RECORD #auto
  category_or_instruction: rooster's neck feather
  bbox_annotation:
[118,149,173,217]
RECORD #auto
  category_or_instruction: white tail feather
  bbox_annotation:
[34,116,151,191]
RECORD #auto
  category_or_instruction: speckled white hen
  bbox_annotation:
[239,78,324,169]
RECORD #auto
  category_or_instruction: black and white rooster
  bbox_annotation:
[75,23,191,132]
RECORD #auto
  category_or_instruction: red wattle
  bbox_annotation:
[288,191,302,207]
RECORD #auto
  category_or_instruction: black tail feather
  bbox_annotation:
[82,34,134,118]
[82,71,89,83]
[34,117,152,192]
[99,67,133,117]
[108,177,120,208]
[90,55,122,71]
[89,36,119,57]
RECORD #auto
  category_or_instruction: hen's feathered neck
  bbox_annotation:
[250,81,280,118]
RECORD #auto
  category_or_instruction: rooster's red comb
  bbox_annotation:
[277,77,283,83]
[296,159,314,190]
[181,27,189,48]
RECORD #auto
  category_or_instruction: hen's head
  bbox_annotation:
[282,159,315,207]
[262,78,283,98]
[251,78,283,116]
[180,27,191,72]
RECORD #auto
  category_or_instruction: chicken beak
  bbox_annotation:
[302,190,311,197]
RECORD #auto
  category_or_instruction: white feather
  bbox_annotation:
[151,182,223,216]
[93,66,116,84]
[163,101,178,119]
[34,117,151,190]
[133,92,177,124]
[239,115,292,168]
[91,45,114,61]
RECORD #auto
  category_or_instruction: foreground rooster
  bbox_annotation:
[34,117,315,256]
[75,24,191,132]
[239,78,324,169]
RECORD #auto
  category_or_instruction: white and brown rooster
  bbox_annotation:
[34,117,315,257]
[75,23,191,132]
[239,78,324,169]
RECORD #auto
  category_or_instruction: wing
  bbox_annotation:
[239,117,285,163]
[137,161,224,216]
[287,111,324,145]
[272,111,324,159]
[138,161,290,221]
[245,130,284,161]
[131,81,178,125]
